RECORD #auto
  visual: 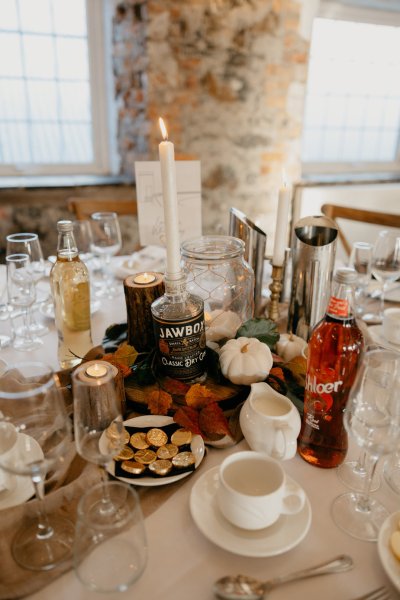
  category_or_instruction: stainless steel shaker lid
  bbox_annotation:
[294,215,338,246]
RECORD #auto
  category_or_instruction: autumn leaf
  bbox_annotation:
[269,366,285,382]
[173,406,202,436]
[148,389,173,415]
[284,355,307,387]
[101,355,132,378]
[114,342,139,367]
[162,377,190,396]
[185,383,220,409]
[199,402,231,437]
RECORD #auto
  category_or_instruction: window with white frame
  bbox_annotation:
[0,0,114,176]
[301,2,400,174]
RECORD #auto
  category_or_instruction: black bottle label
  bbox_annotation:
[152,312,207,381]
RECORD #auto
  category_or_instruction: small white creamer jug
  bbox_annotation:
[239,382,301,460]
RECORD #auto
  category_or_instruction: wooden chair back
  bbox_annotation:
[321,204,400,256]
[67,197,137,220]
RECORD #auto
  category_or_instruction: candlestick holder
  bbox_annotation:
[268,264,284,322]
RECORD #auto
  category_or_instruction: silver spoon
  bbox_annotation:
[213,554,353,600]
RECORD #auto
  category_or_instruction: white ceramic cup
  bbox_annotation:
[383,308,400,345]
[239,382,301,460]
[216,451,305,530]
[0,422,18,493]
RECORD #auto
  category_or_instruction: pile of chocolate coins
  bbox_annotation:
[113,425,196,479]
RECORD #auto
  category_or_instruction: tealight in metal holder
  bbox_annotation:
[267,264,284,322]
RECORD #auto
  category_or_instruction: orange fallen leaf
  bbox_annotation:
[185,383,220,409]
[199,402,231,437]
[173,406,202,436]
[101,355,132,378]
[148,389,173,416]
[162,377,190,396]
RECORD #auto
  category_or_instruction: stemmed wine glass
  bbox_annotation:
[331,349,400,541]
[0,268,13,349]
[370,230,400,322]
[72,361,124,521]
[0,361,74,570]
[6,233,49,336]
[90,212,122,298]
[6,253,43,351]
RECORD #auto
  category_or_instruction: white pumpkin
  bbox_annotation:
[276,332,307,362]
[219,336,273,385]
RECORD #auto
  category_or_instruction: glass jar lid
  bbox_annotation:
[181,235,245,261]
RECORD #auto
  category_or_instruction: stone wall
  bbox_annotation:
[113,0,316,253]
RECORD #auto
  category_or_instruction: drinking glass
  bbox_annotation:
[72,220,94,265]
[72,361,124,520]
[73,481,147,593]
[6,253,43,351]
[0,361,74,570]
[0,269,13,349]
[370,230,400,322]
[6,232,49,336]
[331,349,400,541]
[348,241,372,317]
[383,450,400,495]
[90,212,122,298]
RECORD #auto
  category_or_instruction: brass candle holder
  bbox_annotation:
[268,264,284,322]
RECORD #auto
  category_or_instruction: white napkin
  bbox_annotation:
[114,245,166,280]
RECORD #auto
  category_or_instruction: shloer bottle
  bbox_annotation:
[50,220,93,369]
[298,267,364,468]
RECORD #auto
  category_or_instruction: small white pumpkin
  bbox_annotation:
[219,336,273,385]
[276,332,307,362]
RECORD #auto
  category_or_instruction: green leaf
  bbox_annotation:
[236,318,280,350]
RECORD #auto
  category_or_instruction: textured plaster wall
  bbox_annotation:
[113,0,316,253]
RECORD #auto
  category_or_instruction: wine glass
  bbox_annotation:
[72,220,94,265]
[72,361,124,520]
[348,241,373,317]
[370,230,400,322]
[90,212,122,298]
[0,361,74,570]
[6,253,43,351]
[6,233,49,336]
[73,480,147,593]
[331,349,400,541]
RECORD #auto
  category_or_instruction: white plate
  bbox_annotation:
[190,466,312,557]
[368,325,400,353]
[106,415,205,487]
[40,299,101,320]
[0,433,43,510]
[377,510,400,592]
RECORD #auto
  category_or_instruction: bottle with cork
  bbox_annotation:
[50,220,93,369]
[298,267,364,468]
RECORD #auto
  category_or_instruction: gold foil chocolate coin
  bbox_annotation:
[146,428,168,447]
[149,459,172,476]
[171,428,192,446]
[172,451,195,469]
[157,443,179,460]
[135,449,157,464]
[114,445,135,461]
[130,432,150,450]
[123,429,130,444]
[120,460,146,475]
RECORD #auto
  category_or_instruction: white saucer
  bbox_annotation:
[106,415,205,487]
[190,466,312,557]
[377,510,400,592]
[0,433,43,510]
[368,325,400,353]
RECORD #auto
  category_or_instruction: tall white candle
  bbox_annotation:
[158,117,181,277]
[272,180,291,267]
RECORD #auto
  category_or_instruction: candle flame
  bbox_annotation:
[159,117,168,140]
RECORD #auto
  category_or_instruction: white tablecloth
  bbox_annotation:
[1,263,399,600]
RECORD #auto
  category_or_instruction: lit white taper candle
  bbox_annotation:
[272,175,291,267]
[158,117,181,277]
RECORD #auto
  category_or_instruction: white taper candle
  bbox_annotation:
[158,117,181,277]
